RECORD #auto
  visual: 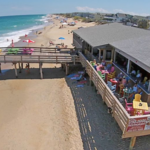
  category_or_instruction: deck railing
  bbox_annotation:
[79,52,150,138]
[0,47,81,54]
[0,54,80,64]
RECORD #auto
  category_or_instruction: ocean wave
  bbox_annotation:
[0,15,53,48]
[0,22,52,48]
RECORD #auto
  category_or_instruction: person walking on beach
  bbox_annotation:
[25,63,30,74]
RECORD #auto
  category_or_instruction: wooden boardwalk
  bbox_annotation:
[0,47,80,79]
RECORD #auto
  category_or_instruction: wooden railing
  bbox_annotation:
[0,54,80,64]
[79,52,150,138]
[0,47,81,54]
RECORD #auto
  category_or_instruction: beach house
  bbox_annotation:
[73,23,150,103]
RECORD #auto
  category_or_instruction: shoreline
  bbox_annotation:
[0,15,96,71]
[0,15,96,150]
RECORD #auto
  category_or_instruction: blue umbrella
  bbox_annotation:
[59,37,65,40]
[58,37,65,44]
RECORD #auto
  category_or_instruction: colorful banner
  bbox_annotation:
[127,117,150,132]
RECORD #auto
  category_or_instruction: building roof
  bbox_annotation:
[73,23,150,69]
[73,23,150,47]
[111,36,150,69]
[116,13,126,18]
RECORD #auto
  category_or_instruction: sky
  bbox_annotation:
[1,0,150,16]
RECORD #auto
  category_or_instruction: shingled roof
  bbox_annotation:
[73,23,150,69]
[73,23,150,47]
[111,36,150,69]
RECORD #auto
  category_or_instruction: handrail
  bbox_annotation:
[0,54,80,63]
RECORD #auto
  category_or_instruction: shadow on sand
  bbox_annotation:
[66,67,150,150]
[0,67,66,80]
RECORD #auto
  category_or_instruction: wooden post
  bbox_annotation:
[18,63,21,73]
[111,49,114,61]
[61,63,63,69]
[127,59,131,74]
[14,63,18,78]
[99,49,101,62]
[0,63,1,73]
[65,64,69,75]
[90,68,92,86]
[102,87,106,103]
[129,137,136,150]
[21,63,23,69]
[40,63,43,79]
[114,50,116,63]
[73,56,75,65]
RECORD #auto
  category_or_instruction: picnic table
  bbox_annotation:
[7,48,19,54]
[133,101,148,115]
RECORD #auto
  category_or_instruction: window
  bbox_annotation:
[106,50,112,60]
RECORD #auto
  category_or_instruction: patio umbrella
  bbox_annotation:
[58,37,65,43]
[23,39,35,54]
[23,39,35,46]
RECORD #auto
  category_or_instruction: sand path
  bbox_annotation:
[0,64,83,150]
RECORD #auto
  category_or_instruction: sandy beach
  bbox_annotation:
[0,16,96,150]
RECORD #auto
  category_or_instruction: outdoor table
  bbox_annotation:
[110,78,118,85]
[133,101,148,115]
[123,88,133,100]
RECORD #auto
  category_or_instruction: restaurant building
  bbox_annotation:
[73,23,150,103]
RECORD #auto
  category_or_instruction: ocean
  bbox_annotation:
[0,14,51,47]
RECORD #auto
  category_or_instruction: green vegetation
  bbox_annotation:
[138,19,150,29]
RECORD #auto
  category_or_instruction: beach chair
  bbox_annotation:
[133,94,142,102]
[125,99,134,115]
[7,48,19,54]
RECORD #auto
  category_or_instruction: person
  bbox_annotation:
[109,65,115,73]
[117,72,123,80]
[124,80,132,88]
[136,72,141,78]
[49,41,54,45]
[101,59,106,66]
[25,63,30,74]
[136,73,142,83]
[122,76,127,86]
[130,69,136,76]
[7,39,9,42]
[128,83,138,100]
[133,83,138,93]
[96,63,100,71]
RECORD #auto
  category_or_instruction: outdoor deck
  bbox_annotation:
[79,52,150,149]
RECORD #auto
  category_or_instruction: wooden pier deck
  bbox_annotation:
[0,47,80,78]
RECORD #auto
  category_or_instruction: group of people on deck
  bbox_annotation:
[90,58,143,103]
[91,59,115,73]
[116,71,143,102]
